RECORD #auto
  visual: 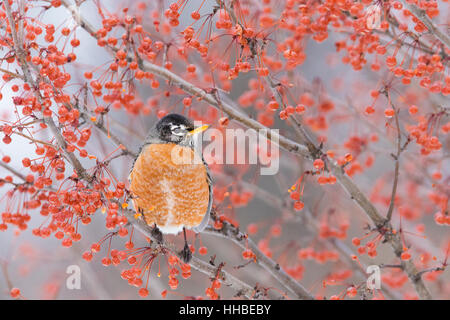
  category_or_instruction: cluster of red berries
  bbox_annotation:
[205,279,221,300]
[242,249,256,260]
[351,233,382,258]
[297,247,340,264]
[165,3,181,27]
[229,190,253,207]
[382,270,409,289]
[1,210,30,232]
[285,264,305,280]
[319,221,349,240]
[434,212,450,226]
[407,117,443,155]
[322,269,354,299]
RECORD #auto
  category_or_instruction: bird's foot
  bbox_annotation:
[151,224,163,244]
[180,242,192,263]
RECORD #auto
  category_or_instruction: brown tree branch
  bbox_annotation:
[399,1,450,50]
[0,161,28,181]
[0,261,15,298]
[385,95,402,223]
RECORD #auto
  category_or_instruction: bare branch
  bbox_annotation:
[385,92,402,223]
[0,161,27,181]
[400,1,450,50]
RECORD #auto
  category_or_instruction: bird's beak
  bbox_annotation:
[187,124,210,136]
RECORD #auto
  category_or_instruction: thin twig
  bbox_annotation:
[385,91,402,223]
[0,161,28,181]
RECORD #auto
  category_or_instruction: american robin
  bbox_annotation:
[129,114,212,262]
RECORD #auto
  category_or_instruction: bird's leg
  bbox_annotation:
[180,227,192,263]
[138,207,163,243]
[151,223,163,244]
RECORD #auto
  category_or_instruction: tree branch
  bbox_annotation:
[385,92,402,223]
[0,161,28,182]
[399,1,450,50]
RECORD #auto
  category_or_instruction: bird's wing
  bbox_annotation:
[128,132,161,182]
[192,157,213,233]
[128,142,147,183]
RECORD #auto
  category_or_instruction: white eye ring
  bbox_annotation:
[170,124,187,136]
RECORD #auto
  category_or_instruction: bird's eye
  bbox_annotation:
[171,126,186,136]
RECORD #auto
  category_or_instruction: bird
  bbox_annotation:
[129,113,212,262]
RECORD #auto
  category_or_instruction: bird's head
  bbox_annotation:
[152,113,209,145]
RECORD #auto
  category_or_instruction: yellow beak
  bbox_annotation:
[187,124,210,136]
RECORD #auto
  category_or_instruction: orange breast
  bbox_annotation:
[129,143,210,233]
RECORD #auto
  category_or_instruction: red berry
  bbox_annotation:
[313,159,324,170]
[10,288,20,298]
[82,252,93,261]
[401,251,411,261]
[294,201,304,211]
[138,288,149,297]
